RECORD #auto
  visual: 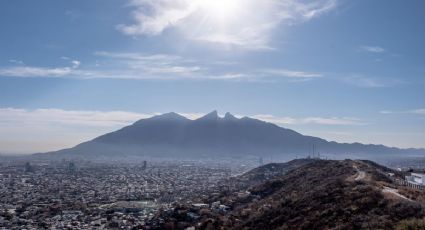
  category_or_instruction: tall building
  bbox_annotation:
[68,162,76,173]
[24,162,33,173]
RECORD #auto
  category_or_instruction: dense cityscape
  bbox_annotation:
[0,159,255,229]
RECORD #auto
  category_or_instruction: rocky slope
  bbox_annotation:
[147,159,425,230]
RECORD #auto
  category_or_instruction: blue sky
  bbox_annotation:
[0,0,424,153]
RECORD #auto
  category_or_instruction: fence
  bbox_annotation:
[393,178,425,190]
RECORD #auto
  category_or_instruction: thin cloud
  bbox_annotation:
[252,114,364,126]
[359,45,386,53]
[0,53,202,79]
[205,73,249,80]
[71,60,81,68]
[117,0,339,50]
[260,69,323,78]
[341,75,405,88]
[94,51,185,62]
[0,59,82,78]
[0,66,76,78]
[413,109,425,115]
[380,109,425,115]
[9,59,24,65]
[95,51,202,75]
[0,108,149,127]
[0,52,326,83]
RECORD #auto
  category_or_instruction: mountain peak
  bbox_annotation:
[197,110,219,121]
[135,112,189,124]
[155,112,188,120]
[224,112,238,120]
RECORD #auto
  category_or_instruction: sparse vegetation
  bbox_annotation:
[396,218,425,230]
[147,160,425,230]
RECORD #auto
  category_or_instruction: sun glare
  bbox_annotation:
[198,0,241,19]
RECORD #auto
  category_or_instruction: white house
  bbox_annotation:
[406,173,425,185]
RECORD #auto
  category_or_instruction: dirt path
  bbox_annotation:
[382,186,412,201]
[353,165,366,181]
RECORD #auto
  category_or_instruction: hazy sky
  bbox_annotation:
[0,0,424,153]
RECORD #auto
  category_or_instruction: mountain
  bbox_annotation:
[146,160,425,229]
[39,111,425,160]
